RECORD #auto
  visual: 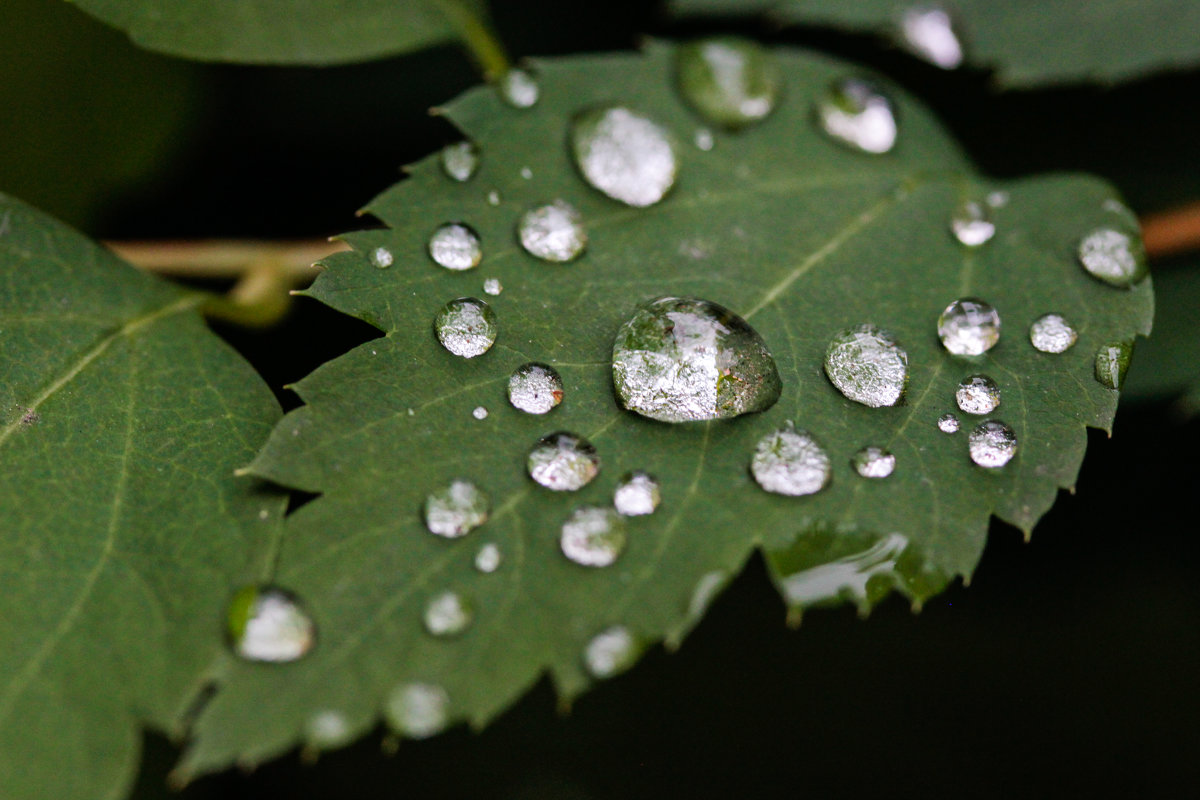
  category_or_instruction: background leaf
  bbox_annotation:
[0,194,286,800]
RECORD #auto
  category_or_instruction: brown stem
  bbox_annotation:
[1141,202,1200,259]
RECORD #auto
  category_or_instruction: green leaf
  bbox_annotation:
[671,0,1200,87]
[67,0,489,65]
[184,43,1151,774]
[0,194,285,800]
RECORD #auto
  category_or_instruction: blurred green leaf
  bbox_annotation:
[1124,259,1200,410]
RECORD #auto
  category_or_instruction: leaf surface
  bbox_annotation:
[186,43,1151,773]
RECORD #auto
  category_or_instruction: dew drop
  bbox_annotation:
[823,324,908,407]
[508,363,564,414]
[227,585,315,663]
[1094,340,1134,390]
[385,683,449,740]
[440,141,479,182]
[486,190,502,206]
[694,127,715,151]
[474,542,502,574]
[613,471,661,516]
[955,374,1000,415]
[949,199,995,247]
[434,297,497,358]
[612,296,781,423]
[520,166,533,180]
[779,533,909,608]
[306,710,353,749]
[560,506,627,567]
[423,479,490,538]
[472,406,488,420]
[517,200,587,263]
[527,432,600,491]
[986,190,1010,208]
[816,77,898,155]
[483,277,503,296]
[1078,227,1147,288]
[852,446,896,478]
[968,420,1018,468]
[428,223,482,271]
[571,106,678,207]
[584,625,637,679]
[937,298,1000,356]
[750,422,831,497]
[898,5,964,69]
[423,590,473,637]
[499,68,539,108]
[370,246,394,269]
[937,412,960,433]
[1029,313,1078,353]
[675,36,781,129]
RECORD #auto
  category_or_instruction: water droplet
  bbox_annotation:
[675,36,781,129]
[423,479,490,538]
[949,199,995,246]
[474,542,502,574]
[527,432,600,491]
[440,141,479,182]
[583,626,637,679]
[852,446,896,478]
[1029,313,1078,353]
[306,710,353,749]
[937,298,1000,356]
[560,506,627,567]
[434,297,497,358]
[520,166,533,180]
[816,77,898,154]
[612,297,782,422]
[571,106,678,207]
[428,223,482,271]
[385,683,449,739]
[508,363,564,414]
[423,590,473,637]
[986,190,1010,208]
[370,246,394,269]
[968,420,1018,468]
[1094,340,1134,389]
[1078,227,1147,288]
[955,374,1000,415]
[779,533,909,607]
[937,412,960,433]
[471,406,488,420]
[613,471,661,516]
[517,200,587,263]
[688,571,728,619]
[499,68,539,108]
[898,6,964,69]
[750,422,831,497]
[483,277,503,296]
[823,324,908,407]
[694,127,715,151]
[227,585,315,663]
[486,190,502,206]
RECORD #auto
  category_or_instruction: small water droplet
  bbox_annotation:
[688,571,728,620]
[428,223,482,271]
[423,590,473,637]
[483,277,503,295]
[584,625,637,678]
[852,446,896,478]
[440,141,479,182]
[434,297,497,358]
[613,471,661,516]
[423,479,489,538]
[1078,227,1147,288]
[898,5,964,69]
[306,710,353,749]
[1029,313,1078,353]
[955,374,1000,415]
[612,297,781,422]
[823,324,909,407]
[472,406,488,420]
[517,200,587,263]
[370,246,394,269]
[986,190,1010,208]
[676,36,781,129]
[227,585,315,663]
[571,106,678,207]
[499,68,539,108]
[937,298,1000,356]
[968,420,1018,468]
[1094,340,1134,389]
[816,77,898,154]
[527,432,600,491]
[385,683,449,739]
[508,363,564,414]
[474,542,502,573]
[694,127,715,151]
[937,412,960,433]
[520,166,533,180]
[486,190,502,206]
[779,533,909,607]
[561,506,627,567]
[950,199,995,246]
[750,422,831,497]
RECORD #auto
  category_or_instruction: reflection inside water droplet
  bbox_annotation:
[440,141,479,182]
[571,106,678,207]
[968,420,1017,467]
[950,199,995,247]
[434,297,497,358]
[584,626,637,678]
[852,446,895,478]
[613,471,661,516]
[518,200,587,263]
[937,412,959,433]
[423,479,489,538]
[750,422,831,496]
[508,363,564,414]
[816,77,898,154]
[898,5,964,69]
[428,223,482,271]
[1029,313,1078,353]
[955,374,1000,415]
[527,432,600,491]
[937,298,1000,356]
[227,585,315,663]
[385,683,449,739]
[823,324,908,407]
[1078,227,1147,288]
[676,36,781,129]
[423,591,473,637]
[561,506,627,567]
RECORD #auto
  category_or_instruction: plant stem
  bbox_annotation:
[1141,201,1200,259]
[435,0,511,80]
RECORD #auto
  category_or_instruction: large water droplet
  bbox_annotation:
[613,471,661,516]
[499,68,539,108]
[852,446,896,478]
[518,200,587,263]
[1029,313,1078,354]
[527,432,600,491]
[750,422,831,497]
[779,533,910,608]
[1078,227,1147,288]
[937,412,959,433]
[955,374,1000,415]
[508,363,564,414]
[898,6,964,69]
[584,626,637,679]
[823,324,908,407]
[571,106,678,207]
[428,223,482,271]
[560,506,627,567]
[434,297,497,358]
[937,298,1000,356]
[423,479,489,538]
[816,77,898,154]
[385,683,449,740]
[968,420,1017,468]
[440,141,479,182]
[950,199,995,247]
[423,591,473,637]
[675,36,781,129]
[370,246,394,269]
[474,542,502,574]
[1094,340,1134,389]
[227,585,315,663]
[612,297,781,423]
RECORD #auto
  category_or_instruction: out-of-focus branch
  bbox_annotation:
[1141,202,1200,259]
